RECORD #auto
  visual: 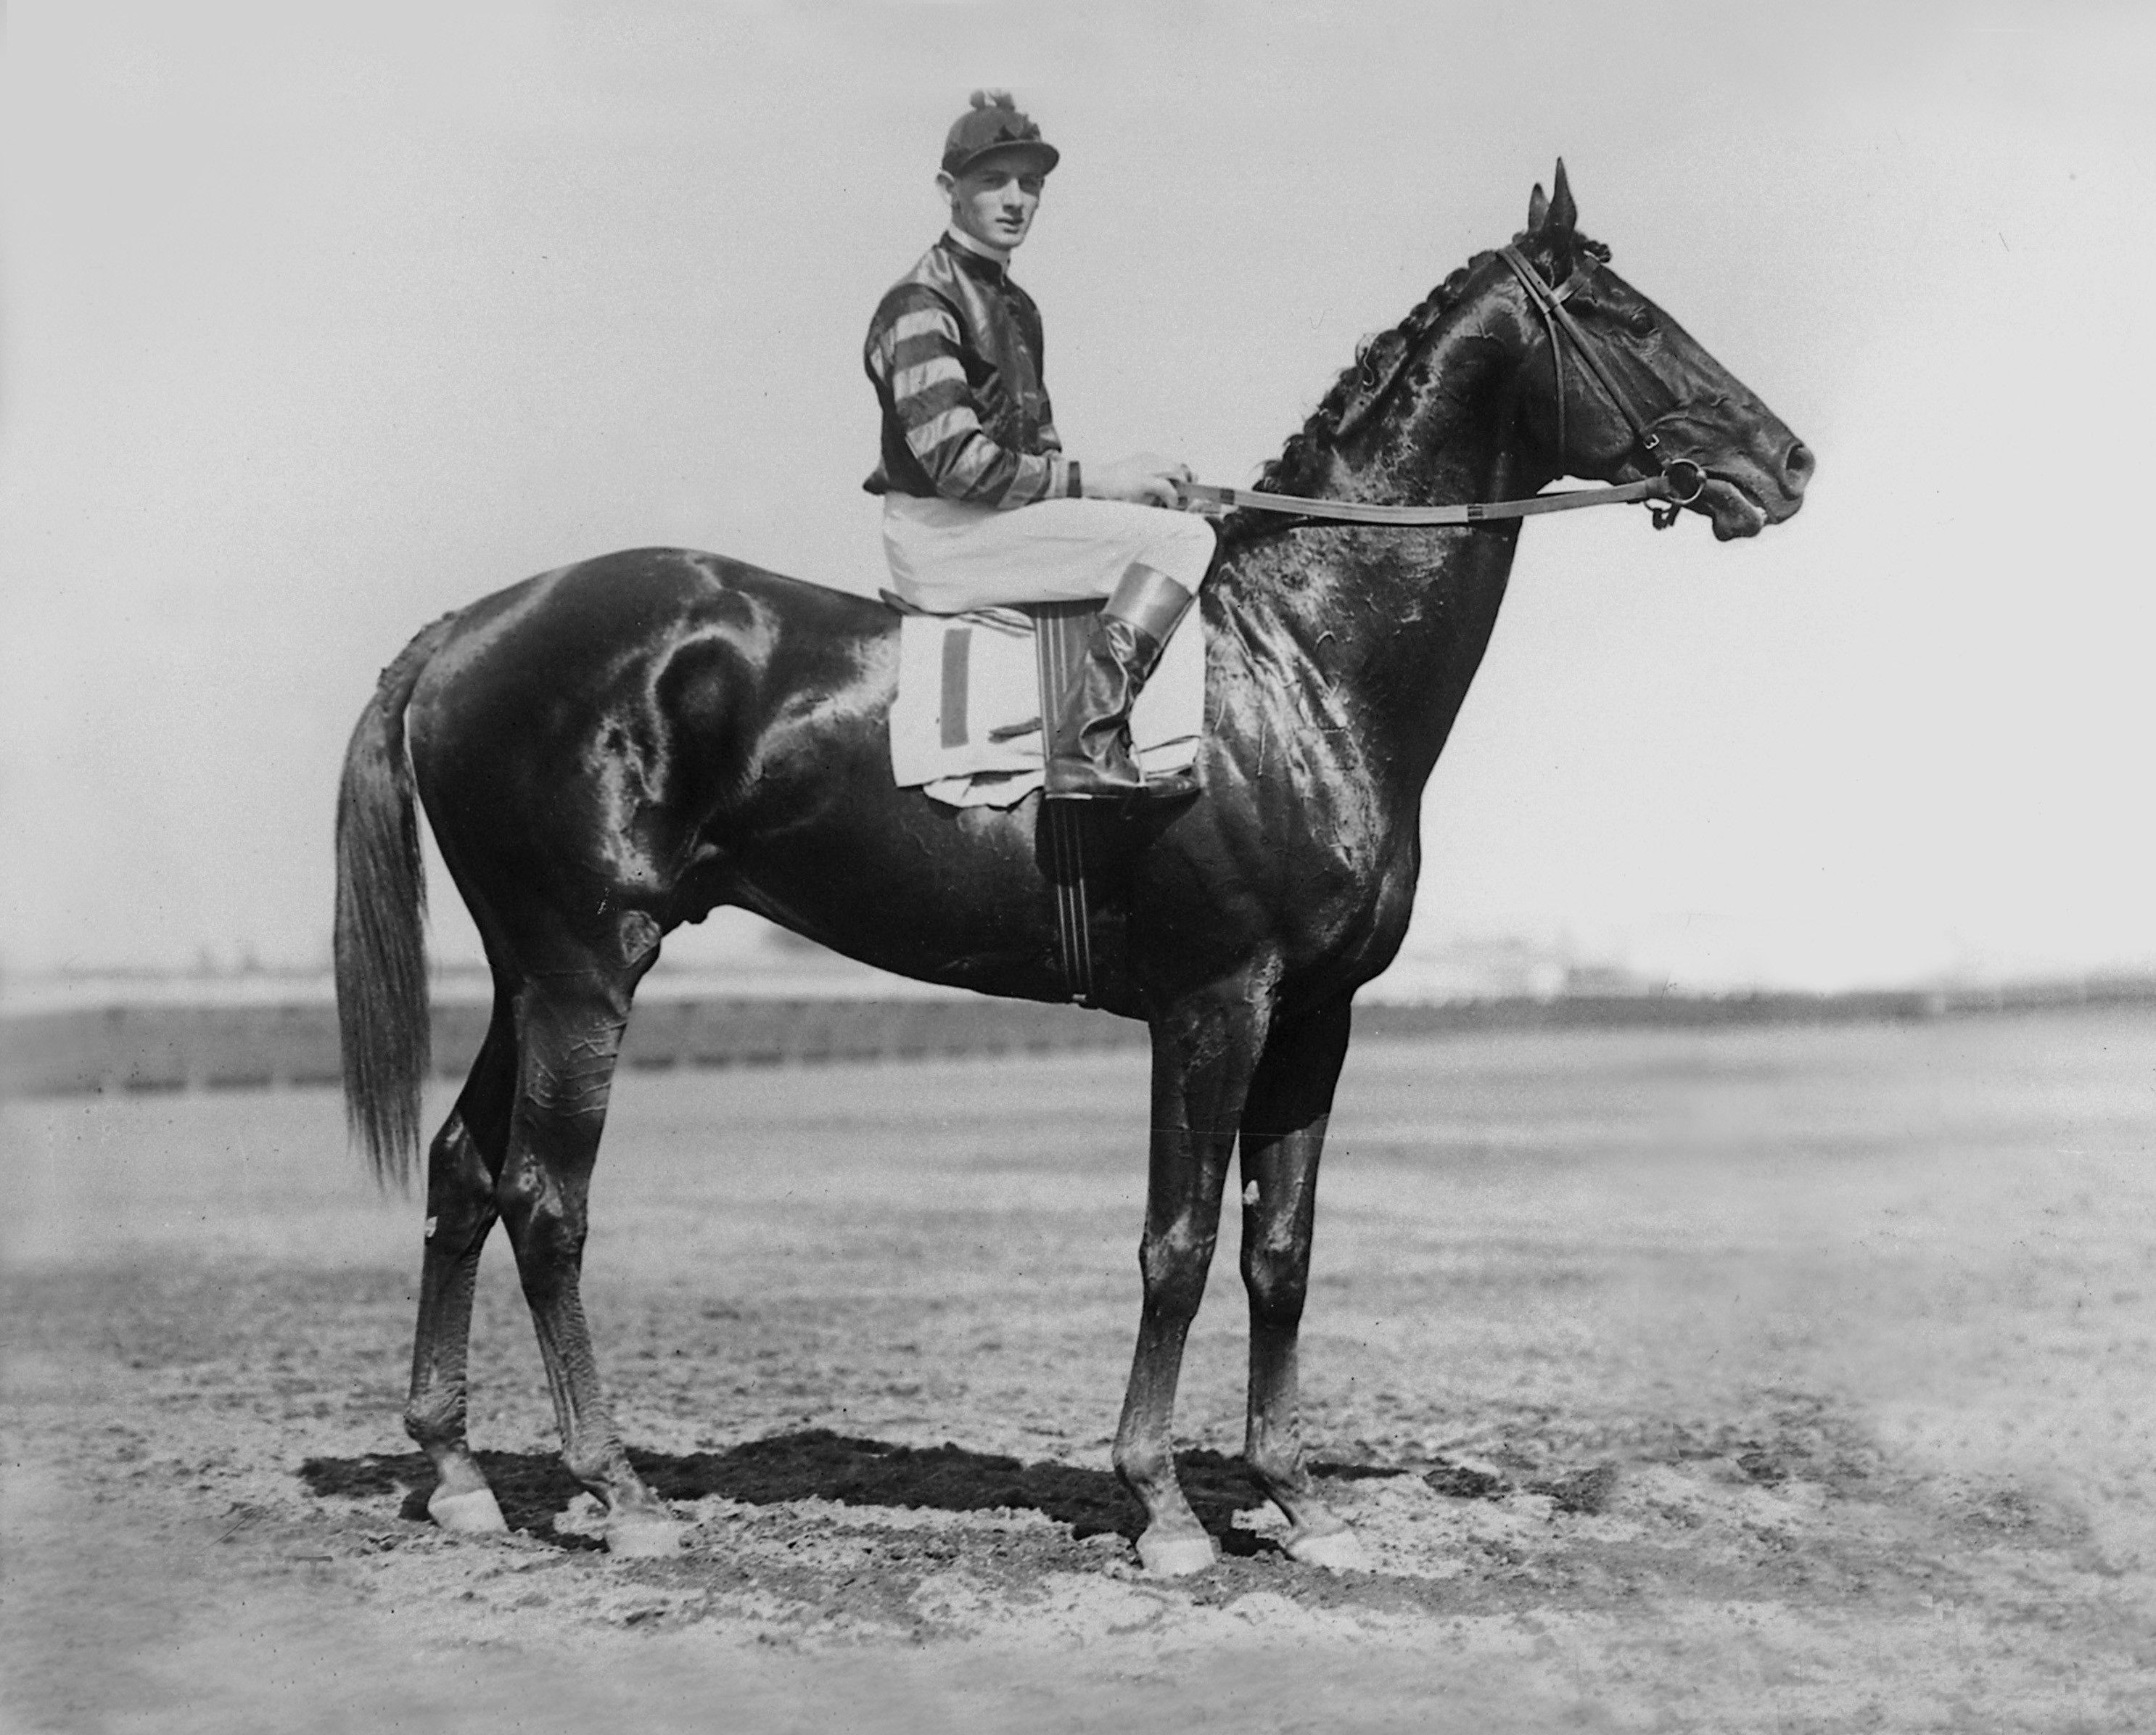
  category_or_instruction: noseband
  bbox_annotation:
[1497,244,1706,528]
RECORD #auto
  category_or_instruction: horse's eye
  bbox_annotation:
[1626,308,1656,338]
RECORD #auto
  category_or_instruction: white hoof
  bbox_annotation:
[1285,1525,1370,1572]
[427,1485,509,1535]
[604,1514,686,1558]
[1135,1531,1217,1576]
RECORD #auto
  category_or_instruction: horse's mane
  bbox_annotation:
[1214,233,1610,553]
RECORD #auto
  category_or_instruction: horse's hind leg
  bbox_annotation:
[1238,996,1368,1570]
[403,996,516,1534]
[496,968,681,1557]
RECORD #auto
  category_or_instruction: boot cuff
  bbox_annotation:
[1106,565,1195,646]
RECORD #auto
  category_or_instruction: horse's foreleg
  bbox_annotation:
[497,980,682,1557]
[1113,984,1270,1575]
[403,1004,513,1534]
[1238,997,1367,1570]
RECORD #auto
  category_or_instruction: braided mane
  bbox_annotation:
[1215,234,1610,552]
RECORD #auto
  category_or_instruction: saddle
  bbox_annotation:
[886,597,1204,808]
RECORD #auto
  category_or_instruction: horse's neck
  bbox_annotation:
[1221,313,1546,791]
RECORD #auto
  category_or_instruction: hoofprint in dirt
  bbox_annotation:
[5,1009,2155,1731]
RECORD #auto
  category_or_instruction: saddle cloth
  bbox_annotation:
[888,603,1205,808]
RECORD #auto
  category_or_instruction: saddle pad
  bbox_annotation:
[889,604,1204,808]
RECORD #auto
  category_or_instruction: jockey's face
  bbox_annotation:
[939,152,1045,254]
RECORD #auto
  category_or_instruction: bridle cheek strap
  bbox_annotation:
[1498,245,1703,519]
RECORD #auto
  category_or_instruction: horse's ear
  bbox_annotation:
[1547,159,1577,235]
[1526,181,1550,233]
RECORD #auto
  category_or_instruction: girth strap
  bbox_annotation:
[1031,603,1100,1005]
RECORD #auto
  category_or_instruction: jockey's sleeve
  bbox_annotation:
[868,298,1074,509]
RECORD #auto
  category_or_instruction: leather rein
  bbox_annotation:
[1177,244,1707,532]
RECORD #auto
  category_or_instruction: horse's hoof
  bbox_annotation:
[1285,1525,1370,1572]
[427,1485,509,1536]
[1135,1531,1217,1576]
[603,1514,686,1558]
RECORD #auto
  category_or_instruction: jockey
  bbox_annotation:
[864,91,1217,804]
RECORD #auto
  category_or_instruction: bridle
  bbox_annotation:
[1497,243,1705,529]
[1180,243,1710,532]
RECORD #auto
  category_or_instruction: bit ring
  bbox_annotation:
[1661,458,1707,506]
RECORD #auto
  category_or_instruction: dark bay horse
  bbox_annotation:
[335,168,1810,1570]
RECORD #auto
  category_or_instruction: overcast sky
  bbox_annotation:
[4,1,2152,990]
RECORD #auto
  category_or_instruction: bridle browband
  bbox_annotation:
[1179,243,1708,532]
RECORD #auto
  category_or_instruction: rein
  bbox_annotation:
[1184,243,1707,532]
[1177,474,1673,527]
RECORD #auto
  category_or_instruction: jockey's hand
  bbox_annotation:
[1086,453,1195,510]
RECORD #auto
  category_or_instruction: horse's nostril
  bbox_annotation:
[1785,442,1816,487]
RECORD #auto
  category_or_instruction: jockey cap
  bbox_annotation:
[941,90,1059,178]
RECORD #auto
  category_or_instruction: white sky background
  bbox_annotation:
[4,1,2152,990]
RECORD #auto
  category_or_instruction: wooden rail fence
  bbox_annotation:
[3,976,2149,1099]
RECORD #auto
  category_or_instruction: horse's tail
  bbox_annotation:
[334,614,457,1190]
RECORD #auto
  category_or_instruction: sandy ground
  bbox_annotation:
[4,1007,2154,1732]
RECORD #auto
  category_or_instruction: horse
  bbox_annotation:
[334,164,1811,1572]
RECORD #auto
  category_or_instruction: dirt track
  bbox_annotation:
[6,1009,2155,1731]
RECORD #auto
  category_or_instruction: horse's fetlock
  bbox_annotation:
[1246,1442,1307,1496]
[403,1389,466,1448]
[1113,1442,1172,1493]
[562,1441,631,1494]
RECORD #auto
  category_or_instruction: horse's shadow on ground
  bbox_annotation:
[300,1429,1410,1555]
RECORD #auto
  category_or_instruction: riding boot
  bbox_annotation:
[1045,564,1198,803]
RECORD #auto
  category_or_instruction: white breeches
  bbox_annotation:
[881,495,1218,614]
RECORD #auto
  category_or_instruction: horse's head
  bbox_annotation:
[1229,163,1811,554]
[1496,162,1811,538]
